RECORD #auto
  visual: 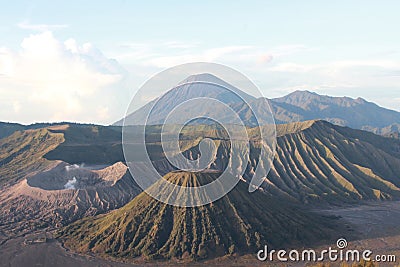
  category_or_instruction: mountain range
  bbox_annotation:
[1,119,400,248]
[1,73,400,262]
[2,77,399,139]
[272,90,400,134]
[116,73,400,136]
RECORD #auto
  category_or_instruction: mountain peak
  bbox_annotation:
[180,73,225,84]
[176,73,248,95]
[117,72,257,126]
[177,72,253,99]
[291,90,319,96]
[355,96,367,103]
[279,90,321,101]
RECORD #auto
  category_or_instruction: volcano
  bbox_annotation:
[57,171,342,261]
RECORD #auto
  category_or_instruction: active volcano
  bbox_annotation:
[57,171,342,261]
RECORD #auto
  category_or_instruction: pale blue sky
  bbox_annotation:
[0,1,399,124]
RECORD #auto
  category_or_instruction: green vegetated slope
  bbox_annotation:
[56,171,340,261]
[266,120,400,203]
[0,127,64,186]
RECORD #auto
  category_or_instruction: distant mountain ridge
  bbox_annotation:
[114,73,400,136]
[0,121,102,140]
[1,78,399,138]
[271,90,400,134]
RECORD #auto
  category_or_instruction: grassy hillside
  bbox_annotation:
[266,120,400,203]
[0,127,64,186]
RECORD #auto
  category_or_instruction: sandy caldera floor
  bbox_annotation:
[1,201,400,267]
[0,232,139,267]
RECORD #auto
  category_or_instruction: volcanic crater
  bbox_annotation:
[26,162,121,191]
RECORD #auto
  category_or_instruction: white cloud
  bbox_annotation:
[0,31,126,124]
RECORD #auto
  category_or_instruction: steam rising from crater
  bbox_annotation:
[64,177,77,189]
[65,164,80,172]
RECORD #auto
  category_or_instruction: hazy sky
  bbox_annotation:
[0,0,399,124]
